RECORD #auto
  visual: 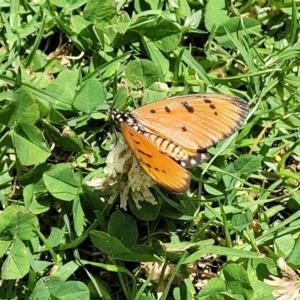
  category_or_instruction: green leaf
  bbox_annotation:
[0,205,38,240]
[90,231,133,256]
[32,276,90,300]
[234,155,261,173]
[20,163,49,188]
[287,235,300,266]
[45,69,79,110]
[130,16,182,40]
[23,184,50,214]
[11,123,51,166]
[73,196,86,236]
[0,86,40,128]
[41,119,85,152]
[142,37,170,79]
[142,82,169,105]
[231,209,253,231]
[176,0,191,19]
[223,264,253,299]
[125,59,160,88]
[275,234,295,258]
[43,164,80,201]
[204,0,229,32]
[83,0,116,23]
[154,32,182,52]
[73,79,106,113]
[197,277,227,297]
[1,239,30,280]
[215,17,261,49]
[45,227,65,248]
[128,196,161,221]
[108,211,138,248]
[0,240,11,257]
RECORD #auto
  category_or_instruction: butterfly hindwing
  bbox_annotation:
[120,123,190,193]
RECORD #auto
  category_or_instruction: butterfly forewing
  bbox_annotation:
[120,123,190,193]
[131,93,249,151]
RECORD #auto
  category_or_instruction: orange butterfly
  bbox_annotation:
[110,93,249,193]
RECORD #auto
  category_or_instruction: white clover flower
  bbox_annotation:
[87,132,156,210]
[264,258,300,300]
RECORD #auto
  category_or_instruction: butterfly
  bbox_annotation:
[110,93,249,193]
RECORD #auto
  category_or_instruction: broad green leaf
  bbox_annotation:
[142,82,169,105]
[275,234,294,258]
[184,9,203,29]
[0,205,38,240]
[234,155,261,173]
[0,155,12,196]
[110,11,131,34]
[70,15,95,50]
[0,240,12,257]
[1,239,30,279]
[45,69,79,109]
[11,123,51,166]
[20,163,49,189]
[41,119,85,152]
[176,0,191,19]
[90,231,133,256]
[196,277,227,297]
[50,0,70,7]
[215,17,261,49]
[130,16,181,40]
[143,37,169,79]
[154,32,182,52]
[32,276,90,300]
[204,183,224,196]
[73,79,106,113]
[287,235,300,266]
[231,209,253,231]
[43,164,80,201]
[83,0,116,22]
[128,196,161,221]
[223,264,253,299]
[0,86,40,127]
[23,184,50,214]
[247,258,278,281]
[31,260,53,273]
[112,86,129,110]
[204,0,229,32]
[125,59,160,88]
[73,196,86,236]
[108,211,138,248]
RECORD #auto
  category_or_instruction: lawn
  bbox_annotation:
[1,0,300,299]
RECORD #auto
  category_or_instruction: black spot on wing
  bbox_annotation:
[181,101,194,113]
[150,109,156,113]
[204,98,212,103]
[154,167,159,171]
[209,104,216,109]
[138,149,152,158]
[165,106,171,113]
[182,126,188,132]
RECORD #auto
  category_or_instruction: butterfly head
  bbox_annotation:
[109,109,142,130]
